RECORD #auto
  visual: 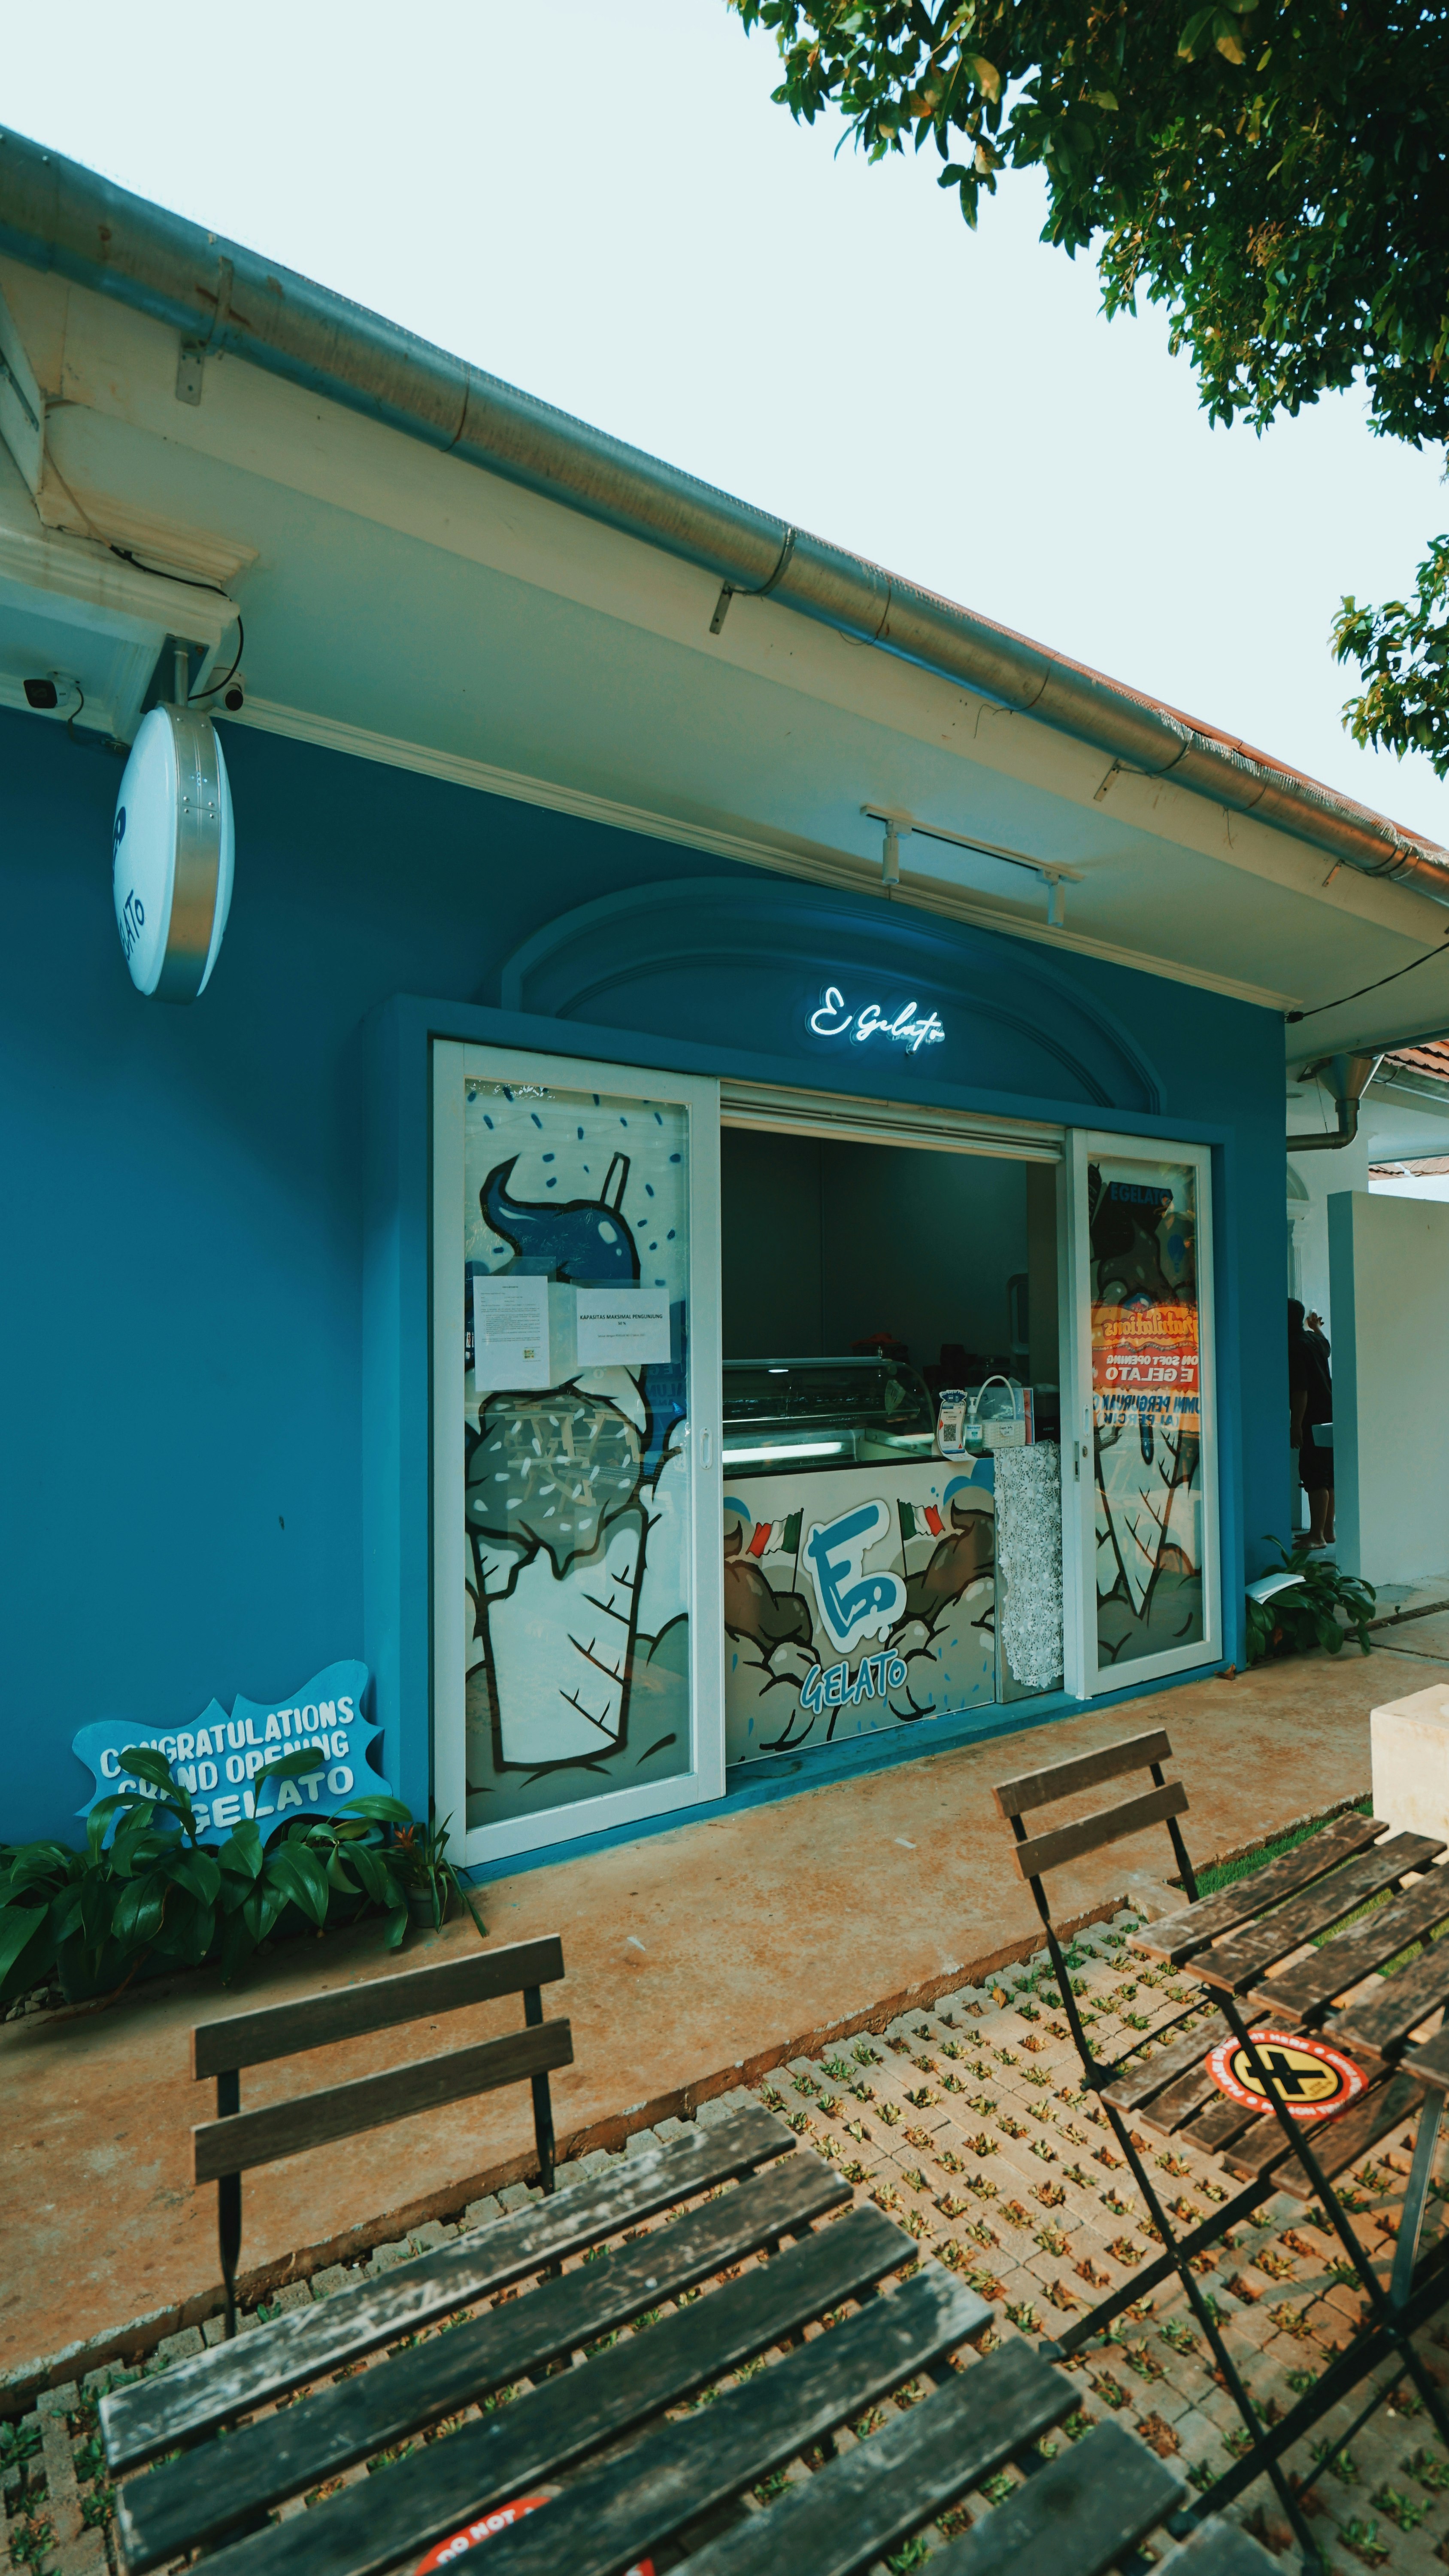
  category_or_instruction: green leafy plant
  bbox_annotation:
[1371,2484,1426,2533]
[0,1744,420,2010]
[1245,1540,1375,1665]
[392,1812,464,1929]
[1334,542,1449,779]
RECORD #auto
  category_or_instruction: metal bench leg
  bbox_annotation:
[524,1985,557,2193]
[1099,2097,1326,2573]
[1019,1879,1325,2564]
[216,2069,241,2340]
[1049,2173,1273,2357]
[1391,2091,1444,2312]
[1221,1997,1449,2453]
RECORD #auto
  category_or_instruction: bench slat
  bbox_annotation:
[1161,2519,1282,2575]
[1135,1814,1388,1965]
[992,1731,1174,1821]
[1223,2069,1425,2195]
[1405,2027,1449,2097]
[1250,1870,1449,2024]
[1334,1940,1449,2058]
[667,2339,1074,2576]
[925,2419,1182,2576]
[191,1938,565,2078]
[191,2021,571,2181]
[119,2146,847,2573]
[1193,1835,1445,1994]
[1013,1782,1188,1882]
[103,2104,793,2470]
[1100,2009,1229,2114]
[1128,2047,1232,2139]
[191,2222,981,2576]
[1174,2087,1275,2158]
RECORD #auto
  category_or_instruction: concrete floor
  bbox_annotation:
[1370,1609,1449,1663]
[3,1643,1438,2400]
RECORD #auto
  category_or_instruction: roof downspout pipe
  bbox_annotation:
[3,124,1448,906]
[1288,1052,1383,1151]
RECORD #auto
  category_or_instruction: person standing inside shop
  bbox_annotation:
[1288,1299,1334,1548]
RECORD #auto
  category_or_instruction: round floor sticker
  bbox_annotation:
[415,2498,653,2574]
[1206,2027,1365,2122]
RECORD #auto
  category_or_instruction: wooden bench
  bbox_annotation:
[190,1934,571,2340]
[991,1730,1375,2567]
[102,2087,1281,2576]
[101,2105,793,2489]
[993,1733,1449,2561]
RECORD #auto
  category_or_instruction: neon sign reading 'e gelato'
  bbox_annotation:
[808,985,946,1051]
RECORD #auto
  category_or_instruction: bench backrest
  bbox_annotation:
[992,1727,1197,1901]
[192,1937,569,2179]
[193,1933,570,2337]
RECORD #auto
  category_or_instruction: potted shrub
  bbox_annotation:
[1245,1540,1376,1664]
[393,1814,463,1930]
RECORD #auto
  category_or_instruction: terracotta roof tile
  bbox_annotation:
[1383,1039,1449,1083]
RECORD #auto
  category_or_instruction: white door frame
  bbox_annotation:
[432,1038,723,1867]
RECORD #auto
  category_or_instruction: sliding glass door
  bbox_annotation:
[432,1041,722,1865]
[1068,1134,1220,1690]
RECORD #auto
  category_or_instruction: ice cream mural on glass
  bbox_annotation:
[460,1077,694,1829]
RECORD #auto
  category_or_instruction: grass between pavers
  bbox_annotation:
[28,1907,1449,2576]
[1192,1798,1375,1902]
[1194,1796,1449,1979]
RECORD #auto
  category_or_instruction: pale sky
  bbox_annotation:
[6,0,1447,840]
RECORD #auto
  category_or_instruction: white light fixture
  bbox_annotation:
[722,1440,845,1464]
[862,805,1082,925]
[113,702,234,1000]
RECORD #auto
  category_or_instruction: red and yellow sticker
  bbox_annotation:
[1205,2027,1365,2123]
[415,2498,653,2574]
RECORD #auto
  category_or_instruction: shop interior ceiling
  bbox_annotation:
[3,243,1449,1069]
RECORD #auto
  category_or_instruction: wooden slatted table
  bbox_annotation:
[1116,1811,1449,2532]
[100,2105,1274,2576]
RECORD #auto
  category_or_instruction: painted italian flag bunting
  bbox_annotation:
[747,1511,803,1558]
[898,1499,946,1543]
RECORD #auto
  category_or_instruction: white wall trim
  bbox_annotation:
[227,693,1298,1015]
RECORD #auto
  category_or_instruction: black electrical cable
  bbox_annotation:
[107,543,230,598]
[106,546,244,704]
[187,617,245,706]
[1285,933,1449,1024]
[64,678,86,743]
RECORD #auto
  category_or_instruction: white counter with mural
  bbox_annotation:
[724,1458,1000,1762]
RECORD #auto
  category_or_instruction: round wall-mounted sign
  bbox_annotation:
[112,705,234,1000]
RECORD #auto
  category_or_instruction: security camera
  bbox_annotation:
[222,680,244,712]
[23,673,81,714]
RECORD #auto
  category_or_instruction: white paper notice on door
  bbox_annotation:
[473,1272,551,1390]
[575,1288,673,1369]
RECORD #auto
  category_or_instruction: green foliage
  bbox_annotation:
[1244,1538,1375,1665]
[391,1811,464,1928]
[0,1747,419,2010]
[731,0,1449,768]
[1334,540,1449,779]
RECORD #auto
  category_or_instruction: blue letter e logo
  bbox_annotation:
[803,1499,906,1656]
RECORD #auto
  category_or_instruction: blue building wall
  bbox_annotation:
[0,706,1289,1846]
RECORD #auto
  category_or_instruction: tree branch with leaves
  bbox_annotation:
[731,0,1449,773]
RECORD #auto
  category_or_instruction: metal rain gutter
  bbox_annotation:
[4,122,1448,905]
